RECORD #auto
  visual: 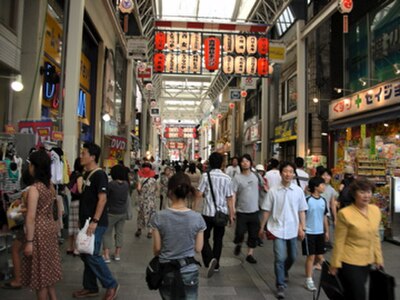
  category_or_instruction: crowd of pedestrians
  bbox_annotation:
[1,145,385,300]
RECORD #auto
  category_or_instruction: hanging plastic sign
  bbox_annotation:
[338,0,353,13]
[178,53,189,73]
[257,57,269,76]
[154,32,166,50]
[246,57,257,75]
[190,54,201,73]
[179,32,190,51]
[235,56,245,74]
[165,53,177,73]
[52,131,64,141]
[153,53,165,72]
[110,136,127,151]
[119,0,134,13]
[77,89,87,118]
[190,33,201,52]
[247,36,257,55]
[257,37,269,55]
[223,35,235,53]
[166,32,178,50]
[204,37,220,72]
[223,55,234,74]
[235,35,246,54]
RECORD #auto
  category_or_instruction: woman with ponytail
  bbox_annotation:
[150,172,206,300]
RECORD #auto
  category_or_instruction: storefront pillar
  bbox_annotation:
[230,104,236,156]
[12,0,47,124]
[141,99,148,156]
[296,20,307,158]
[261,77,269,164]
[123,59,134,164]
[63,0,84,165]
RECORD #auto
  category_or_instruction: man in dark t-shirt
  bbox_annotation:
[73,143,119,300]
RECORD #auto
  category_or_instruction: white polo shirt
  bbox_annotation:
[261,182,308,240]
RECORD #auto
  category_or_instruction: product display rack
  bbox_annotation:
[356,159,387,185]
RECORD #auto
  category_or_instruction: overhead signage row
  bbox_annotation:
[153,31,271,77]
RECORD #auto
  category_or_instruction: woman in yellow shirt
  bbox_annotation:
[330,178,384,300]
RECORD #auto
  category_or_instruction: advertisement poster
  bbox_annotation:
[19,120,53,147]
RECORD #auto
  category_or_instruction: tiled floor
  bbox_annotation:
[1,211,400,300]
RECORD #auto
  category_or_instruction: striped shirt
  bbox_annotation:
[198,169,233,217]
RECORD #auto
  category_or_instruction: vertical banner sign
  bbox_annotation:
[346,127,352,141]
[370,129,376,156]
[360,124,366,147]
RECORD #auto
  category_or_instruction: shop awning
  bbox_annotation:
[274,118,297,143]
[329,105,400,130]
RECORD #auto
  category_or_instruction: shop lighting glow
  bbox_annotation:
[394,64,400,75]
[321,132,328,136]
[384,123,389,127]
[312,97,319,103]
[102,113,111,122]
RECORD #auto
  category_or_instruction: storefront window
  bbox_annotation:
[280,75,297,115]
[0,0,18,31]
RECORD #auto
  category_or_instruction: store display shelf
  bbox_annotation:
[357,160,387,163]
[357,166,386,170]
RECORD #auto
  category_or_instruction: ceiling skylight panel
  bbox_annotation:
[198,0,235,22]
[237,0,257,21]
[161,0,198,20]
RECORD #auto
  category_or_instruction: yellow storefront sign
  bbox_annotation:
[269,42,286,63]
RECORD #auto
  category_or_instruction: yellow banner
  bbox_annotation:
[346,127,352,141]
[44,13,63,65]
[80,53,91,91]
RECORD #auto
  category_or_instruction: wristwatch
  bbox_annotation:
[91,218,99,224]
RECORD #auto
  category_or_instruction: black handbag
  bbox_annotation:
[369,268,396,300]
[315,261,345,300]
[145,256,163,290]
[207,172,228,226]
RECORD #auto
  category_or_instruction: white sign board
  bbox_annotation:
[394,177,400,213]
[219,103,229,114]
[229,89,241,102]
[241,77,257,90]
[127,37,148,60]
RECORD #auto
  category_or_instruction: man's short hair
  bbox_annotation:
[279,161,296,173]
[308,176,325,193]
[83,142,101,164]
[209,152,224,170]
[295,157,305,168]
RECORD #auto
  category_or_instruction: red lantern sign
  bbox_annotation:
[257,37,269,55]
[204,37,220,72]
[257,57,269,76]
[155,32,166,50]
[229,103,235,109]
[338,0,353,14]
[153,53,165,72]
[240,90,248,98]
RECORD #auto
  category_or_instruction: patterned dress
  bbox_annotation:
[22,182,62,289]
[137,177,157,230]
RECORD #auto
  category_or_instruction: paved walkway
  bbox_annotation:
[1,209,399,299]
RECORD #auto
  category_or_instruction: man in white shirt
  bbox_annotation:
[259,161,308,299]
[292,157,309,192]
[225,156,241,178]
[264,158,281,189]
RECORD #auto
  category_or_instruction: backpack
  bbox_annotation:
[337,185,353,209]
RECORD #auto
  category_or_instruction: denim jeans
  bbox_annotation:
[159,270,199,300]
[273,237,298,287]
[80,226,118,291]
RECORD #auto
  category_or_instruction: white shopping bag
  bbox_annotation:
[76,218,95,255]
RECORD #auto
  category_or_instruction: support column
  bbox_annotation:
[124,59,134,164]
[230,107,236,156]
[63,0,84,165]
[261,78,269,164]
[141,98,148,156]
[296,20,307,158]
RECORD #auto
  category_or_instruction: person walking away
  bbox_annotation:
[150,172,206,299]
[330,178,384,300]
[225,157,241,179]
[337,166,355,209]
[232,154,260,264]
[194,152,234,278]
[317,167,338,250]
[22,149,62,300]
[302,177,329,292]
[135,163,157,238]
[264,158,281,190]
[292,157,309,192]
[159,166,173,210]
[185,162,202,209]
[102,164,130,263]
[73,143,119,300]
[66,158,84,256]
[259,161,308,299]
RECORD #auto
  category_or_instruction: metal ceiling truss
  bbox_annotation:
[133,0,157,60]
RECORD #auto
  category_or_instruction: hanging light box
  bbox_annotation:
[223,35,235,53]
[178,53,189,73]
[166,32,178,50]
[223,55,234,74]
[179,32,190,51]
[153,53,165,72]
[257,57,269,76]
[165,53,177,73]
[190,33,202,52]
[246,56,257,75]
[257,37,269,55]
[189,54,201,73]
[235,56,245,74]
[155,32,166,50]
[204,37,220,72]
[247,36,257,55]
[235,35,246,54]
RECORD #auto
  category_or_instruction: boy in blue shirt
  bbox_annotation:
[302,177,329,291]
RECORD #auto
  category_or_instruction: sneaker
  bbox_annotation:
[234,244,241,256]
[114,255,120,261]
[245,255,257,264]
[277,285,285,299]
[72,289,99,298]
[207,258,218,278]
[103,256,111,264]
[103,284,120,300]
[304,279,317,291]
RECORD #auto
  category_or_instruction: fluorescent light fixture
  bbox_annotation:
[312,97,319,103]
[384,123,389,127]
[321,132,328,136]
[334,87,353,94]
[394,63,400,75]
[0,74,24,92]
[358,77,380,87]
[358,78,367,86]
[102,113,111,122]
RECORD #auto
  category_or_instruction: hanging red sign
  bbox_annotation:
[257,37,269,55]
[204,37,220,72]
[154,32,166,50]
[153,53,165,72]
[257,57,269,76]
[338,0,353,14]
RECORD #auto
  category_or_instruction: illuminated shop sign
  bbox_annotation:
[77,89,86,118]
[329,81,400,120]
